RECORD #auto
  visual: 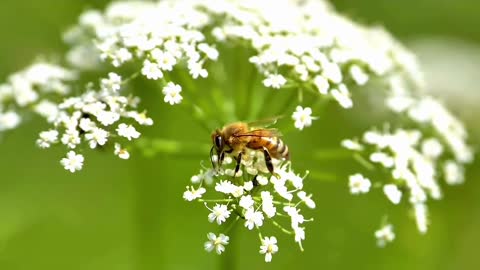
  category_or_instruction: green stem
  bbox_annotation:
[221,216,240,270]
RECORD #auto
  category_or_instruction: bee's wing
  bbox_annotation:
[245,115,284,129]
[235,128,283,137]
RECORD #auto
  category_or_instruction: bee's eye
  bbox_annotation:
[215,135,222,148]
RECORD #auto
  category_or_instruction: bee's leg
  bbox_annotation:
[233,152,243,177]
[262,147,274,174]
[219,151,225,167]
[252,174,259,187]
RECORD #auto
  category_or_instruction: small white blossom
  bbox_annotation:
[204,233,229,255]
[414,203,428,234]
[114,143,130,159]
[350,65,369,85]
[421,138,443,159]
[341,139,364,151]
[298,191,316,209]
[444,161,464,185]
[383,184,402,205]
[208,204,231,225]
[101,72,122,92]
[183,186,206,201]
[263,74,286,89]
[261,191,276,218]
[349,173,371,194]
[0,111,21,131]
[331,84,353,109]
[61,129,81,149]
[116,123,140,140]
[239,195,254,210]
[188,61,208,79]
[375,224,395,247]
[96,110,120,126]
[162,82,183,105]
[36,130,59,148]
[244,208,264,230]
[60,151,84,173]
[85,127,109,149]
[141,60,163,80]
[313,75,329,94]
[292,106,315,130]
[151,49,176,71]
[259,236,278,263]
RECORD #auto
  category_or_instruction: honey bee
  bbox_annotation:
[211,121,290,176]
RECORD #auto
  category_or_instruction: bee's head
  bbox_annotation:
[210,129,224,169]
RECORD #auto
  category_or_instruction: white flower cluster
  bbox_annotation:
[65,1,219,86]
[202,0,420,111]
[184,150,314,262]
[64,0,421,130]
[342,120,473,238]
[36,72,153,172]
[0,62,76,132]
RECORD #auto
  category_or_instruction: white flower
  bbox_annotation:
[198,43,219,60]
[414,203,428,234]
[239,195,254,210]
[208,204,231,225]
[293,226,305,249]
[60,151,84,173]
[313,75,329,94]
[322,61,342,84]
[151,49,177,71]
[183,186,206,201]
[116,123,140,140]
[383,184,402,205]
[36,129,59,148]
[215,180,235,194]
[263,74,286,89]
[297,191,316,209]
[292,106,315,130]
[244,208,264,230]
[243,181,254,191]
[128,111,153,126]
[350,65,369,85]
[204,233,229,255]
[96,110,120,126]
[141,60,163,80]
[375,224,395,247]
[0,111,21,131]
[188,61,208,79]
[349,173,371,194]
[79,118,96,132]
[162,82,183,105]
[101,72,122,92]
[261,191,277,218]
[444,161,464,185]
[61,129,81,149]
[284,206,305,226]
[370,152,394,168]
[114,143,130,159]
[85,127,109,149]
[331,84,353,109]
[421,138,443,159]
[259,236,278,262]
[341,139,364,151]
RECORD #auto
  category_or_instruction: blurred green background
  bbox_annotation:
[0,0,479,269]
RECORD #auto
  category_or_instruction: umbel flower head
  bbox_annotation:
[184,149,314,262]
